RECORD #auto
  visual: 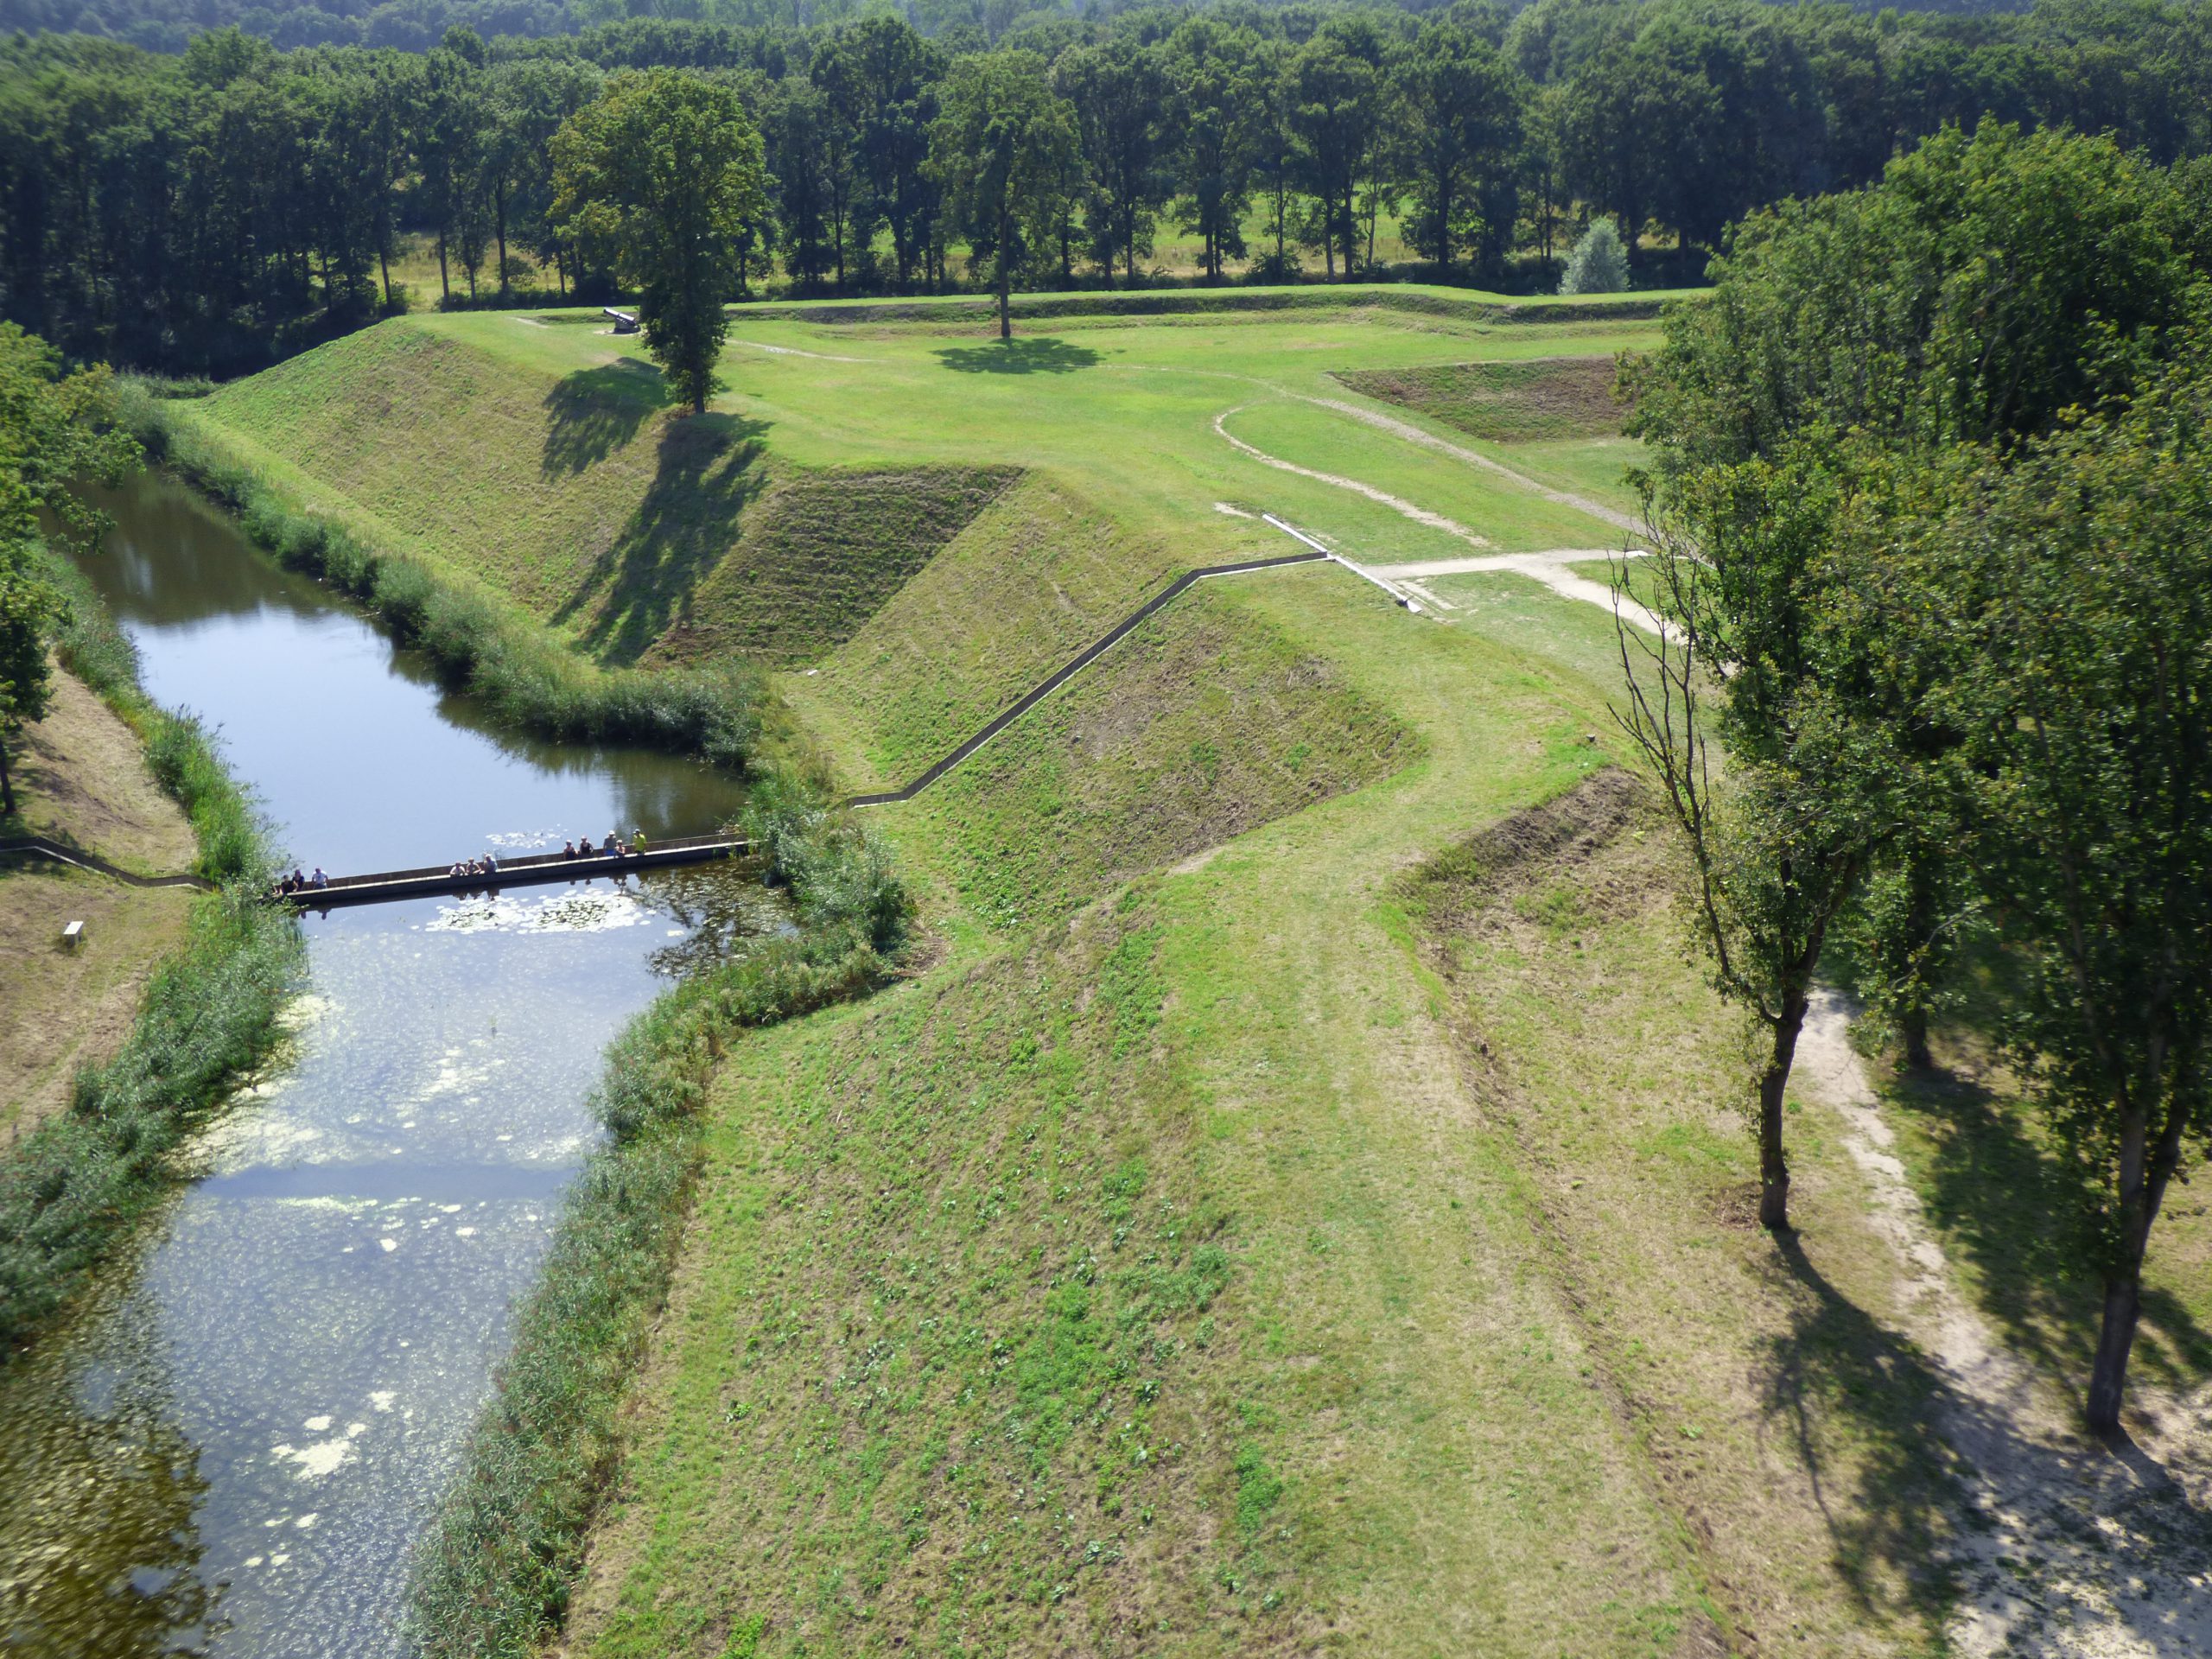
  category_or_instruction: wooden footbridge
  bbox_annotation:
[289,833,751,910]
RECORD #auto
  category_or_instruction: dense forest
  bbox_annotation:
[0,0,2207,374]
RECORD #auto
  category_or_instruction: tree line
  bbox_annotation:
[1619,120,2212,1433]
[4,0,2211,374]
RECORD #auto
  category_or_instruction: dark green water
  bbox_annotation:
[0,473,770,1657]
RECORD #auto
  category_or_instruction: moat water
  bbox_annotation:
[0,472,766,1657]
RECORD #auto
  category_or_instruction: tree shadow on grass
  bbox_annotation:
[543,359,675,476]
[1756,1231,1964,1637]
[1762,1224,2212,1656]
[551,410,772,665]
[935,337,1101,375]
[1885,1059,2212,1399]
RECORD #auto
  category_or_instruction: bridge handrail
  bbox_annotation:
[316,832,743,892]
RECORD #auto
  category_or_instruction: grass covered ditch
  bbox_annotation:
[0,546,302,1351]
[407,777,914,1658]
[119,381,771,772]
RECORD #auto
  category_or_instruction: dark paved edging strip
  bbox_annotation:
[844,550,1328,808]
[0,834,213,891]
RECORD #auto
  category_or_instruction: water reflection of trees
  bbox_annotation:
[0,1286,216,1657]
[637,863,791,980]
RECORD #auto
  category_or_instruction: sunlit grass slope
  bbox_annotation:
[171,318,1012,669]
[177,301,1656,783]
[918,582,1414,928]
[569,569,1712,1659]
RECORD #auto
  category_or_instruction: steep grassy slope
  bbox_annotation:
[565,570,1712,1659]
[174,320,1009,669]
[782,475,1190,791]
[652,467,1018,669]
[918,581,1412,927]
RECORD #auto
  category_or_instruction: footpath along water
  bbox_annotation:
[0,472,774,1657]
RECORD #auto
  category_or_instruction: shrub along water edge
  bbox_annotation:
[0,550,303,1353]
[408,780,911,1657]
[118,381,768,772]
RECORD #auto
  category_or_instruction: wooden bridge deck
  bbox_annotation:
[285,833,751,910]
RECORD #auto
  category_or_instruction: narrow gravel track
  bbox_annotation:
[1801,991,2212,1658]
[1368,550,1671,638]
[1212,406,1491,549]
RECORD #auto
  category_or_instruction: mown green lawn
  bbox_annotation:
[176,301,1658,707]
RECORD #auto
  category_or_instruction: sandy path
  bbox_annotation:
[1370,550,1671,638]
[1300,394,1647,537]
[1214,407,1491,549]
[1799,990,2212,1657]
[727,338,868,363]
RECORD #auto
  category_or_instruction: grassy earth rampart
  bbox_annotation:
[162,293,2178,1657]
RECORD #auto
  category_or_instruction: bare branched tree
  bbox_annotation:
[1610,468,1892,1230]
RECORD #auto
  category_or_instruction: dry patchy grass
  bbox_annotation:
[0,669,196,1132]
[1400,770,1960,1656]
[1333,357,1629,444]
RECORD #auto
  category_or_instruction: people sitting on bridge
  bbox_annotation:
[561,839,577,860]
[280,867,304,895]
[601,833,620,855]
[309,867,328,889]
[448,861,467,878]
[632,828,649,854]
[483,853,499,875]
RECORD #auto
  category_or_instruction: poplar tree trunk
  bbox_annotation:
[0,741,15,818]
[2088,1271,2144,1434]
[2088,1099,2182,1433]
[1758,992,1809,1230]
[996,204,1012,341]
[1901,1004,1932,1071]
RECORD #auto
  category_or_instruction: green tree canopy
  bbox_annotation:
[552,67,767,412]
[0,324,138,817]
[1557,216,1626,293]
[1632,123,2210,474]
[926,50,1078,341]
[1873,351,2212,1431]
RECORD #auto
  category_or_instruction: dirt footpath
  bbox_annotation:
[1,669,198,1134]
[1802,993,2212,1658]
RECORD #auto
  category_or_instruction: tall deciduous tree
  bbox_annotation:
[552,70,766,413]
[1055,37,1170,287]
[815,16,943,291]
[420,26,489,302]
[926,50,1077,341]
[1287,24,1386,280]
[1391,17,1526,277]
[1164,16,1259,284]
[1613,452,1898,1231]
[1895,360,2212,1433]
